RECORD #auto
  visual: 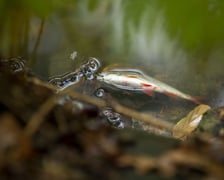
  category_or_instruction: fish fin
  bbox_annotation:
[164,91,178,98]
[141,83,153,88]
[141,83,155,96]
[190,96,204,104]
[165,91,204,104]
[164,91,203,104]
[126,75,138,78]
[143,89,154,96]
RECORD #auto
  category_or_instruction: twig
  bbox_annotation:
[25,84,174,137]
[109,100,174,131]
[116,150,224,178]
[24,93,64,136]
[62,87,174,131]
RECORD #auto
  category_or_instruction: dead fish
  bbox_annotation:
[97,68,201,103]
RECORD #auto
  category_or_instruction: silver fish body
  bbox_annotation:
[97,68,198,103]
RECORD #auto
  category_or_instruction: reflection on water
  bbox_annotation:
[48,57,101,90]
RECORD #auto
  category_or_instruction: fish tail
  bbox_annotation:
[164,90,204,104]
[189,96,204,104]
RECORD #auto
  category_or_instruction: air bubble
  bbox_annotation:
[102,108,112,117]
[49,57,101,89]
[101,108,124,129]
[80,57,101,80]
[107,112,121,123]
[116,121,124,129]
[49,70,84,89]
[88,57,101,71]
[69,75,79,82]
[77,72,84,78]
[95,88,105,98]
[86,74,95,80]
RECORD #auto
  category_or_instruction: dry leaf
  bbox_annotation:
[173,104,211,140]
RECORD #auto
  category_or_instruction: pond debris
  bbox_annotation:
[0,57,26,73]
[173,104,211,140]
[48,57,101,90]
[116,135,224,179]
[69,51,78,60]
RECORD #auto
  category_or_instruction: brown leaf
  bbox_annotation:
[173,104,211,140]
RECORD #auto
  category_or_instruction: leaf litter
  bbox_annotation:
[173,104,211,140]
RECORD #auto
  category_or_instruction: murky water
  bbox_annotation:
[1,0,224,125]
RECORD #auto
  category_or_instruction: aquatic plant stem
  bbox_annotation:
[30,18,45,65]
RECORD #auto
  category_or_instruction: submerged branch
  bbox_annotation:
[62,87,174,131]
[25,93,63,136]
[25,83,174,137]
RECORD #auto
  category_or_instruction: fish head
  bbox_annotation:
[97,72,121,85]
[96,73,105,81]
[96,71,143,91]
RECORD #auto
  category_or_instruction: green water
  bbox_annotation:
[1,0,224,110]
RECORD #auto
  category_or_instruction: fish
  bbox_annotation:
[96,68,201,103]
